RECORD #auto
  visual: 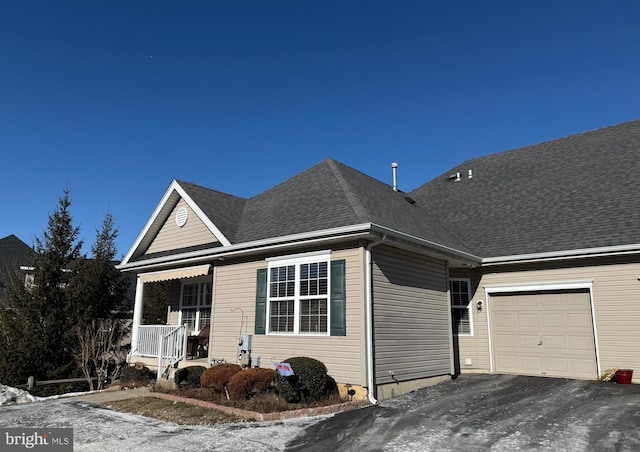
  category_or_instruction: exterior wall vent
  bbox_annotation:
[176,207,188,227]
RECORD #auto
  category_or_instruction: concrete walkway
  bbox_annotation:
[69,386,150,404]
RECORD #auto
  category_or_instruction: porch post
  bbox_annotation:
[130,277,145,357]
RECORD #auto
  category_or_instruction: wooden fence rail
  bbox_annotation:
[15,376,98,391]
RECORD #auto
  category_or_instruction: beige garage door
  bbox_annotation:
[490,290,597,379]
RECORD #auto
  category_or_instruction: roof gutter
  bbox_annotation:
[369,224,482,265]
[365,234,386,405]
[117,224,376,272]
[482,243,640,266]
[118,222,482,273]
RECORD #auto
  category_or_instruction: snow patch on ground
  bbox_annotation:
[0,384,41,406]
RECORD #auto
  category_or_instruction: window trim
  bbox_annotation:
[178,276,212,335]
[266,251,331,336]
[450,278,473,337]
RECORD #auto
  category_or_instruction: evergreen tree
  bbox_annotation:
[0,189,83,383]
[69,212,131,327]
[30,188,84,378]
[0,267,38,385]
[0,191,132,387]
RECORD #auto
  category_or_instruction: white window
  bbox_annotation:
[450,278,473,336]
[179,277,212,334]
[267,251,330,335]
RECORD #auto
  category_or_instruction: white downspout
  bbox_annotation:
[365,234,386,405]
[129,277,145,361]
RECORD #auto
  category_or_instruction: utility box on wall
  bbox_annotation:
[239,334,252,353]
[239,334,252,368]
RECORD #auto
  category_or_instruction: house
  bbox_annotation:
[117,119,640,401]
[0,235,33,301]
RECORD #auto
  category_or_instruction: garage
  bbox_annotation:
[489,290,598,379]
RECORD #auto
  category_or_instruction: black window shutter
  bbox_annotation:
[330,259,346,336]
[255,268,267,334]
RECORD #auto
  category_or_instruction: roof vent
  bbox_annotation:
[448,172,461,182]
[468,169,473,179]
[391,162,398,191]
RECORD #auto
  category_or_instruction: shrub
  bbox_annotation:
[200,363,242,392]
[227,368,276,400]
[174,366,207,388]
[119,365,155,385]
[274,357,329,403]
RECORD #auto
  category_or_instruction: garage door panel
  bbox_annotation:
[566,313,592,329]
[539,297,562,308]
[541,335,566,351]
[519,355,543,373]
[564,292,590,306]
[490,290,597,380]
[517,314,539,328]
[494,334,517,348]
[518,334,542,349]
[570,358,599,377]
[494,313,516,328]
[568,336,596,352]
[513,296,537,308]
[540,313,564,328]
[494,354,517,371]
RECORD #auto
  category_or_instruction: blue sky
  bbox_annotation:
[2,1,639,257]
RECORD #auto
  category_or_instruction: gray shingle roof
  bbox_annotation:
[410,119,640,258]
[176,180,246,243]
[0,234,32,269]
[178,159,473,255]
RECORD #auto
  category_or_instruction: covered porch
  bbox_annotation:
[129,264,212,372]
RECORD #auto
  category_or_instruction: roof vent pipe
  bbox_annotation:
[468,169,473,179]
[391,162,398,191]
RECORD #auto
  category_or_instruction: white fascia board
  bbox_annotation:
[482,243,640,266]
[119,180,232,266]
[117,223,375,272]
[369,224,483,264]
[120,180,181,266]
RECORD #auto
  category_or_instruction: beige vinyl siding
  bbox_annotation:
[450,268,490,371]
[210,247,367,386]
[372,245,450,384]
[146,199,218,255]
[463,259,640,378]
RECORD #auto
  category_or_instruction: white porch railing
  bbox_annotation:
[157,324,188,378]
[136,324,187,361]
[136,325,181,357]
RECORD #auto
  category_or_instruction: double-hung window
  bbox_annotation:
[267,252,330,335]
[255,252,346,336]
[180,278,212,334]
[450,278,473,335]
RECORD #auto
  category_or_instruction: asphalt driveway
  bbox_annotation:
[1,374,639,451]
[289,374,640,451]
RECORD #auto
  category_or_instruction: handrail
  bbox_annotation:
[157,324,187,379]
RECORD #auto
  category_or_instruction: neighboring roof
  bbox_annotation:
[410,119,640,258]
[0,235,32,270]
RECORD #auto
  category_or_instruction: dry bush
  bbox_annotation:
[200,363,242,392]
[227,368,276,400]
